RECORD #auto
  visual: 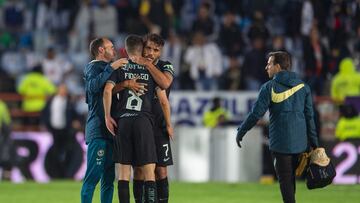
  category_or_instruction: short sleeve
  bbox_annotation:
[107,68,125,85]
[159,61,174,77]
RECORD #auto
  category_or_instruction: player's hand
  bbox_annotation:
[167,124,174,141]
[111,58,128,70]
[236,128,243,148]
[105,115,117,136]
[126,76,148,96]
[130,55,151,66]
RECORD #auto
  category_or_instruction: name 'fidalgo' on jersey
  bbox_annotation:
[107,60,157,118]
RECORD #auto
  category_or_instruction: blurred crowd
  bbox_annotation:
[1,0,360,180]
[0,0,359,120]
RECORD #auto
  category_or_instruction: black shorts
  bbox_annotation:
[113,115,157,166]
[154,125,173,166]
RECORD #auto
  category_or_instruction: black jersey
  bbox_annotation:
[151,60,174,128]
[107,60,157,119]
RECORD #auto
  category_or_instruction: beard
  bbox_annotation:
[104,50,115,62]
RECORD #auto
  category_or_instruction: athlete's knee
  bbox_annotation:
[133,166,144,180]
[142,163,156,181]
[155,166,168,180]
[118,164,132,181]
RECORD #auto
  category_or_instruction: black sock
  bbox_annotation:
[133,180,144,203]
[157,178,169,203]
[143,181,157,203]
[118,180,130,203]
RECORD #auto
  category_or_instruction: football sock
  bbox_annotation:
[118,180,130,203]
[133,180,144,203]
[143,181,157,203]
[157,177,169,203]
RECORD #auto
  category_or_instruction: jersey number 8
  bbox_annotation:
[126,90,143,111]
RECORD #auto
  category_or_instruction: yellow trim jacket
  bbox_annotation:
[237,71,319,153]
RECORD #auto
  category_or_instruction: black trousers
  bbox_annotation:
[46,128,79,178]
[271,152,300,203]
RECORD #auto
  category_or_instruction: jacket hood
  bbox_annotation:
[339,58,356,75]
[273,71,303,87]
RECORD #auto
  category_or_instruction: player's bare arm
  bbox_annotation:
[131,55,173,89]
[156,88,174,140]
[103,82,117,136]
[112,76,148,96]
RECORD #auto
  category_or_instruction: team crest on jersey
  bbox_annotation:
[97,149,105,157]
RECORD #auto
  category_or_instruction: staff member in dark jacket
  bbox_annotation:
[81,37,128,203]
[236,51,319,203]
[42,83,81,179]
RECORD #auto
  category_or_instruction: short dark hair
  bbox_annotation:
[125,35,143,55]
[268,51,291,70]
[143,33,165,47]
[89,38,104,59]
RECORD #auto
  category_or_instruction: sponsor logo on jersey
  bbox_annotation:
[122,63,146,71]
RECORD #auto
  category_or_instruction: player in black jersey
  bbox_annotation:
[103,35,161,203]
[131,34,175,203]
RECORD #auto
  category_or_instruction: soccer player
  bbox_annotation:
[131,34,175,203]
[81,38,128,203]
[236,51,319,203]
[103,35,160,203]
[131,34,173,90]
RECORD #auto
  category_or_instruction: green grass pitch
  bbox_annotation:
[0,181,359,203]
